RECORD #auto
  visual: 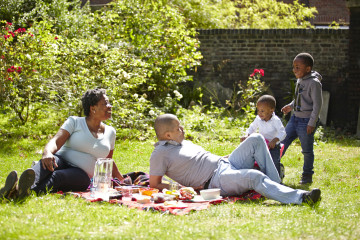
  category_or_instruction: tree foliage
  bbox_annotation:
[233,0,317,29]
[0,0,318,139]
[166,0,317,29]
[168,0,237,29]
[0,0,201,139]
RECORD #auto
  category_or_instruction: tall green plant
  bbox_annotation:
[0,20,58,124]
[226,69,268,124]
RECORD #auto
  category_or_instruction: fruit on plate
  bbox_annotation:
[135,195,152,204]
[152,193,176,203]
[162,188,180,199]
[179,187,196,200]
[139,187,159,196]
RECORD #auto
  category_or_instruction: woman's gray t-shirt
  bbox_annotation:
[56,116,116,178]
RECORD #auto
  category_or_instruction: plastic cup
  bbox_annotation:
[121,186,133,201]
[169,182,179,191]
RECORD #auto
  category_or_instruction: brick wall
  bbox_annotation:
[194,29,356,130]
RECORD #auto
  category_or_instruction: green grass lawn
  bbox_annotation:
[0,137,359,239]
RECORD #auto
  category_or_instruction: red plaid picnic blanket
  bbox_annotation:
[60,190,263,216]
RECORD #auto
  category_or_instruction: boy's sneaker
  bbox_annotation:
[302,188,321,206]
[0,171,18,200]
[299,174,313,184]
[16,169,35,201]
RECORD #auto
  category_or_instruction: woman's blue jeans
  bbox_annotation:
[31,154,90,194]
[281,115,318,175]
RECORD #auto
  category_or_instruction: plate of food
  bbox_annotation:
[190,195,223,202]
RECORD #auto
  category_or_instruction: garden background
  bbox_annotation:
[1,0,360,239]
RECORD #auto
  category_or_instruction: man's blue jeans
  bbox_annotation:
[281,115,318,175]
[208,134,306,204]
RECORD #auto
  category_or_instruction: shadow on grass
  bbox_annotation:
[317,127,360,147]
[0,137,46,155]
[0,138,23,154]
[282,182,312,191]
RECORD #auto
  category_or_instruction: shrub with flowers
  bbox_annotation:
[0,20,59,124]
[0,0,202,140]
[226,68,268,124]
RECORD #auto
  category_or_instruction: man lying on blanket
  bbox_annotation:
[149,114,321,206]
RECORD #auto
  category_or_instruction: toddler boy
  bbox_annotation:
[242,95,286,178]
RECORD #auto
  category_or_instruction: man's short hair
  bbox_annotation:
[257,95,276,109]
[154,114,179,139]
[294,53,314,68]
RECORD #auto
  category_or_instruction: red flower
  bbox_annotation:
[7,68,12,72]
[15,28,26,33]
[259,69,264,76]
[250,69,265,77]
[1,55,4,59]
[8,77,12,81]
[55,36,58,40]
[6,22,12,26]
[17,67,22,73]
[11,66,15,69]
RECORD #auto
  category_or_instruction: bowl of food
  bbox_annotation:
[139,187,159,196]
[200,188,221,200]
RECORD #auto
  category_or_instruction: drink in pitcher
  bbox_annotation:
[93,158,113,193]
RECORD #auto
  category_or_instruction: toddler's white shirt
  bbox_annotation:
[246,113,286,144]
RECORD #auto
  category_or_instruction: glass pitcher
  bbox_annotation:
[93,158,113,193]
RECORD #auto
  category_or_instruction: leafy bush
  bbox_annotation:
[1,0,202,139]
[99,0,202,105]
[225,69,268,125]
[0,0,319,140]
[0,0,38,23]
[0,20,59,124]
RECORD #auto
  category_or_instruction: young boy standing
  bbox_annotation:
[242,95,286,178]
[281,53,322,184]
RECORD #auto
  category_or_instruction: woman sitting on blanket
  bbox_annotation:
[0,88,124,201]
